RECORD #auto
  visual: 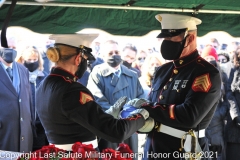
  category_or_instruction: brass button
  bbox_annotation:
[198,59,201,62]
[179,60,183,64]
[163,105,166,108]
[163,85,167,90]
[169,78,173,82]
[159,95,164,100]
[173,69,178,74]
[177,89,180,92]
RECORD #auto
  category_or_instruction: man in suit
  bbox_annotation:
[0,36,34,152]
[87,40,145,158]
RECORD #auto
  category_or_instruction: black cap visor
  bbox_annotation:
[157,28,187,38]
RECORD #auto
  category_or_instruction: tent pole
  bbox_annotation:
[3,1,240,14]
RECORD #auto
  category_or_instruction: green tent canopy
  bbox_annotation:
[1,0,240,36]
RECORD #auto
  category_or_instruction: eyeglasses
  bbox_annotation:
[138,57,146,61]
[218,58,227,63]
[108,50,120,56]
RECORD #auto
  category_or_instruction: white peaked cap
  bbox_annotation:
[155,14,202,38]
[155,14,202,30]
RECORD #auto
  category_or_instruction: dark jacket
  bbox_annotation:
[0,62,33,152]
[225,67,240,143]
[206,68,229,145]
[30,70,48,151]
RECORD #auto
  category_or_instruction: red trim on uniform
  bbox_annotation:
[126,114,142,120]
[154,104,166,110]
[169,104,175,119]
[174,56,200,68]
[173,49,197,65]
[53,67,76,77]
[196,57,206,67]
[50,74,73,83]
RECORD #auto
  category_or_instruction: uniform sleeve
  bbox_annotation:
[87,67,111,111]
[142,70,222,129]
[61,90,145,143]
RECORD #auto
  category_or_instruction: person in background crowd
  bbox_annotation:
[36,42,149,152]
[201,45,219,62]
[21,46,49,151]
[139,53,165,99]
[221,43,228,51]
[132,49,148,73]
[92,41,101,57]
[197,44,205,55]
[88,40,104,71]
[218,52,233,78]
[228,41,239,63]
[218,52,230,64]
[0,35,34,152]
[77,70,90,86]
[201,46,228,160]
[87,40,144,159]
[225,50,240,160]
[206,38,220,52]
[40,39,54,74]
[121,43,141,77]
[134,14,221,160]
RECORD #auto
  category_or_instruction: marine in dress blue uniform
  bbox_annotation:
[36,42,149,151]
[138,14,222,160]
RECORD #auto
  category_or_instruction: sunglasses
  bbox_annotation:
[138,57,146,61]
[218,59,227,63]
[108,50,120,56]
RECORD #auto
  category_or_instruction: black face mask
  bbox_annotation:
[75,58,87,79]
[160,37,187,60]
[122,60,132,68]
[209,60,218,68]
[107,55,122,67]
[0,48,17,63]
[24,61,39,72]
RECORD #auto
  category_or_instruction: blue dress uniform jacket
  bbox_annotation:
[36,67,145,145]
[0,62,33,152]
[141,50,221,160]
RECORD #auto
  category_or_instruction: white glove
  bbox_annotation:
[138,117,155,133]
[129,109,149,120]
[126,98,149,108]
[105,96,127,118]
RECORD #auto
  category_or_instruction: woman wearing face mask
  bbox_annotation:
[21,46,49,151]
[139,53,165,99]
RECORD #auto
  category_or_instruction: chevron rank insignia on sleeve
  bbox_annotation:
[79,92,93,104]
[192,73,212,92]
